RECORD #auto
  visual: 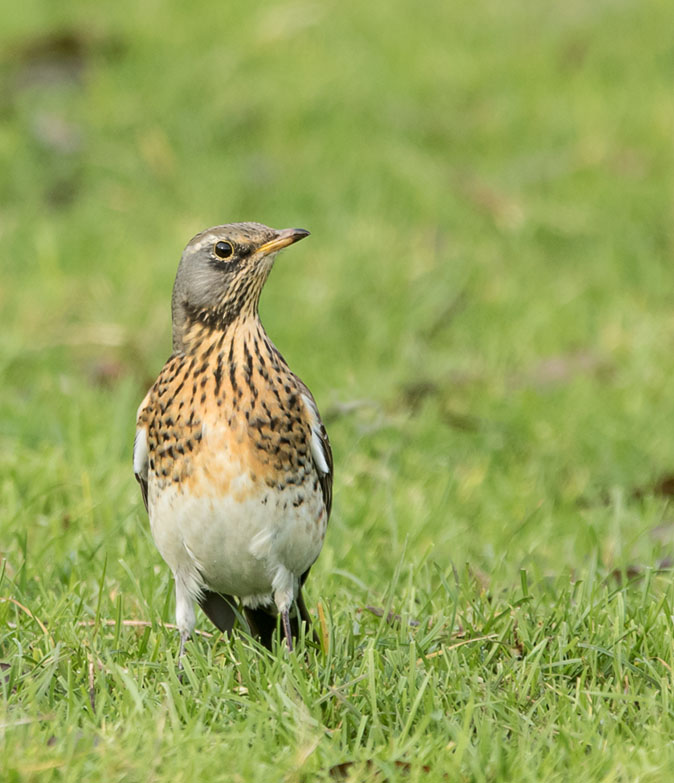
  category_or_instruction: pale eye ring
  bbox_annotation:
[214,240,234,259]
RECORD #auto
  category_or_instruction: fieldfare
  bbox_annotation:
[133,222,332,657]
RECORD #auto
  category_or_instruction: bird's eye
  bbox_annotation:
[214,241,234,259]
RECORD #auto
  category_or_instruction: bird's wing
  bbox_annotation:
[297,379,333,518]
[133,390,151,513]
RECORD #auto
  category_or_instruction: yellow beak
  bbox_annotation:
[257,228,310,256]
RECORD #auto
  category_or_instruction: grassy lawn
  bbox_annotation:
[2,0,674,779]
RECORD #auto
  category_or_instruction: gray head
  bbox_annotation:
[171,222,310,351]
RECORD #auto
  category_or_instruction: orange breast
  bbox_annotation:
[139,322,316,503]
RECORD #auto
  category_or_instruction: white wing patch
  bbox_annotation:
[301,392,330,475]
[133,427,148,479]
[134,389,152,510]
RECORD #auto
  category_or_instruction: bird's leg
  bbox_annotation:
[178,631,189,670]
[281,608,294,652]
[273,569,296,652]
[175,577,196,671]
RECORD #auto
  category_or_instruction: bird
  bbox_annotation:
[133,222,332,659]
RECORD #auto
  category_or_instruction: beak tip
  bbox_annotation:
[258,227,311,255]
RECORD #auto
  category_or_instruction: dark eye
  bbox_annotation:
[214,240,234,259]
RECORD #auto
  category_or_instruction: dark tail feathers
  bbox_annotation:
[198,587,316,650]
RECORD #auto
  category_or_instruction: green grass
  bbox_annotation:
[3,0,674,779]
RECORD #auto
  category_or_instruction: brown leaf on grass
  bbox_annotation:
[508,350,613,390]
[400,380,440,411]
[441,409,482,432]
[11,30,88,89]
[398,379,484,432]
[7,28,123,92]
[608,558,673,585]
[579,473,674,510]
[400,377,481,411]
[360,606,420,628]
[632,473,674,501]
[87,359,127,389]
[454,175,525,231]
[328,760,433,780]
[45,177,81,208]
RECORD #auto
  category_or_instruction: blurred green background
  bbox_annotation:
[2,0,674,780]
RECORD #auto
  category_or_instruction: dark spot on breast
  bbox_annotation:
[214,361,223,396]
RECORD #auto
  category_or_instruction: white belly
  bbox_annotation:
[148,473,326,604]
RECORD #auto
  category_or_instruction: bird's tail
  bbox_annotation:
[243,587,317,650]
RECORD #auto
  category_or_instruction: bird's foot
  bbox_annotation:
[178,631,189,671]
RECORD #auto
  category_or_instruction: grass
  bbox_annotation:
[2,0,674,779]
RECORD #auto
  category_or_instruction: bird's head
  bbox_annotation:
[171,222,310,351]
